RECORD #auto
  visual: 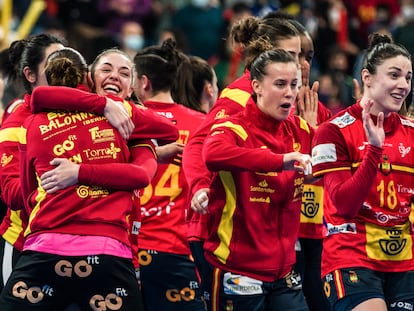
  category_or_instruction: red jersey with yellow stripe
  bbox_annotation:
[139,101,205,254]
[312,103,414,275]
[21,104,155,245]
[0,95,31,251]
[203,100,313,282]
[183,70,252,242]
[184,70,329,242]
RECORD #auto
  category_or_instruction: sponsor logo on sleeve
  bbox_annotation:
[401,118,414,128]
[312,143,337,165]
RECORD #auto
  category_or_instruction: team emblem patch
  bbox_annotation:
[330,112,356,128]
[379,154,392,175]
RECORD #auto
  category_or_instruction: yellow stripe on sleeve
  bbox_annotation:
[392,164,414,174]
[123,100,133,117]
[298,116,311,134]
[213,171,237,264]
[211,121,248,141]
[25,176,47,237]
[130,142,157,158]
[2,210,23,244]
[313,167,350,177]
[0,127,27,144]
[219,88,251,108]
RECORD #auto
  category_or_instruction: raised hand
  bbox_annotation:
[297,81,319,127]
[362,99,384,148]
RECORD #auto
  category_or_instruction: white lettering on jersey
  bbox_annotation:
[312,143,337,165]
[330,112,356,128]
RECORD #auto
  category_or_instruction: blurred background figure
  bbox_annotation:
[215,1,253,89]
[51,0,108,64]
[171,0,224,63]
[119,21,146,59]
[393,0,414,57]
[325,44,354,108]
[97,0,152,37]
[348,0,399,45]
[318,73,345,115]
[157,27,187,52]
[251,0,279,17]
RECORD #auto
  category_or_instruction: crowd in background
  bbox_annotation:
[2,0,414,116]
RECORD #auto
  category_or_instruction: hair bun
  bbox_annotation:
[367,33,392,50]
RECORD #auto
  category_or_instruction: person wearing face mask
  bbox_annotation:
[119,21,146,59]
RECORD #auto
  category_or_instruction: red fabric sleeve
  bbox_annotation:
[182,117,214,196]
[129,104,179,146]
[181,75,250,195]
[78,144,157,190]
[30,86,107,113]
[203,126,284,173]
[324,144,383,219]
[19,141,35,210]
[317,101,332,125]
[31,87,178,146]
[1,138,26,211]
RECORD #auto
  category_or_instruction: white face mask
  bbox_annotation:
[402,5,414,21]
[124,35,144,51]
[328,7,340,26]
[192,0,209,8]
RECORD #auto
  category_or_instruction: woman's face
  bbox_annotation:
[92,52,134,99]
[364,55,412,116]
[274,36,301,66]
[252,61,299,121]
[299,33,314,85]
[209,70,219,106]
[299,33,314,67]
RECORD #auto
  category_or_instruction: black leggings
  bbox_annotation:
[0,237,20,294]
[296,238,331,311]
